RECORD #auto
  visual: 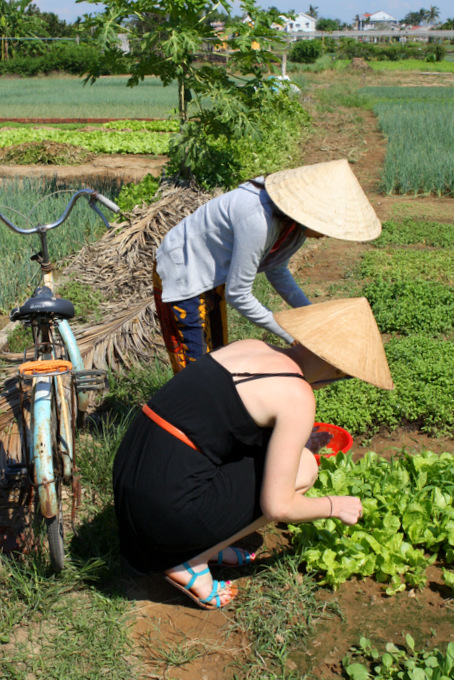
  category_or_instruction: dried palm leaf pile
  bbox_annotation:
[0,180,214,458]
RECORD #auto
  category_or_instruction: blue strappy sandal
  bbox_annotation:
[209,547,256,567]
[165,562,237,610]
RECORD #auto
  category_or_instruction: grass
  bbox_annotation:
[0,75,178,119]
[0,554,140,679]
[230,553,335,679]
[370,58,454,73]
[0,177,120,313]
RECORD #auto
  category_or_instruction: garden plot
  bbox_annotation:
[0,67,453,680]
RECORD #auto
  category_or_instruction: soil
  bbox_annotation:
[1,68,454,679]
[0,152,167,185]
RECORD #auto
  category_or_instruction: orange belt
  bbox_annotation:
[142,404,201,452]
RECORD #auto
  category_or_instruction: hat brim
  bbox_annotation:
[265,159,381,242]
[274,298,394,390]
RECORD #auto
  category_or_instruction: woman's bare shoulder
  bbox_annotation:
[212,339,296,373]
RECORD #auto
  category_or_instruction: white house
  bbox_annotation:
[283,13,316,34]
[358,11,399,30]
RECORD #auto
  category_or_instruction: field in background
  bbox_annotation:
[361,86,454,195]
[0,76,178,119]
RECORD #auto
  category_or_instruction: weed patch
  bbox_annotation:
[0,141,96,165]
[231,554,330,679]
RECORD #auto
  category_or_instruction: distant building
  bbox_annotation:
[118,34,130,53]
[283,12,316,34]
[358,11,399,30]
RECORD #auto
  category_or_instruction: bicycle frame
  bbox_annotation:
[29,274,78,518]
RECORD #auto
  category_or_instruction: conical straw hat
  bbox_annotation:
[265,159,381,241]
[274,298,394,390]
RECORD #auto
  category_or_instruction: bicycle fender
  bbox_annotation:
[33,378,59,519]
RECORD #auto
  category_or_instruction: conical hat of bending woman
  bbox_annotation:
[265,159,381,241]
[274,298,394,390]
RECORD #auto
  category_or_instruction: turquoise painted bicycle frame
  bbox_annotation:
[32,320,88,519]
[57,319,89,413]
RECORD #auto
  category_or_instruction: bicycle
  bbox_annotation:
[0,189,120,571]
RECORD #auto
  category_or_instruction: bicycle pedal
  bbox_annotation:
[73,369,106,391]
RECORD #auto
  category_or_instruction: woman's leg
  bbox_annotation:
[153,272,227,374]
[165,449,317,605]
[165,517,267,605]
[295,446,319,494]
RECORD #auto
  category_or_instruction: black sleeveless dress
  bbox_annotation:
[113,352,303,573]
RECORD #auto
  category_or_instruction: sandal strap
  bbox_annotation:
[232,547,245,565]
[182,562,210,591]
[199,580,227,607]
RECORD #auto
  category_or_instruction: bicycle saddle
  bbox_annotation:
[10,286,75,321]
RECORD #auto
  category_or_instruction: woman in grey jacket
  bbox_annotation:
[154,159,381,373]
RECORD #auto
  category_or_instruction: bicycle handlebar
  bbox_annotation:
[0,188,120,236]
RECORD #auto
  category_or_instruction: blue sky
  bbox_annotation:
[32,1,453,25]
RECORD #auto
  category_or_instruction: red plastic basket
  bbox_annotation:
[313,422,353,465]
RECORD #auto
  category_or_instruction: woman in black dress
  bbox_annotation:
[113,298,394,609]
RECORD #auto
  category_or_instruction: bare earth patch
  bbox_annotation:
[0,152,167,184]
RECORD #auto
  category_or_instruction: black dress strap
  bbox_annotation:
[231,372,307,385]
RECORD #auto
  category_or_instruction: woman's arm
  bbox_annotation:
[259,381,362,526]
[265,263,311,308]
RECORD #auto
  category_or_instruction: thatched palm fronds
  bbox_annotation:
[75,296,165,372]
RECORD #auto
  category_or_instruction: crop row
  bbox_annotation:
[359,86,454,195]
[0,76,178,120]
[316,218,454,437]
[0,127,171,155]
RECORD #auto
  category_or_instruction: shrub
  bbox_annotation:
[116,174,160,212]
[0,42,129,77]
[168,88,310,190]
[289,39,323,64]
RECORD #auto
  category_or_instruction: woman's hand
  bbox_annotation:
[328,495,363,525]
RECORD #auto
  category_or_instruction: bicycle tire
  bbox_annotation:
[45,511,64,572]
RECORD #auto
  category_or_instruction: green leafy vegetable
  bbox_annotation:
[290,451,454,594]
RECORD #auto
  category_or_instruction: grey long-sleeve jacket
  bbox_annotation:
[156,180,310,343]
